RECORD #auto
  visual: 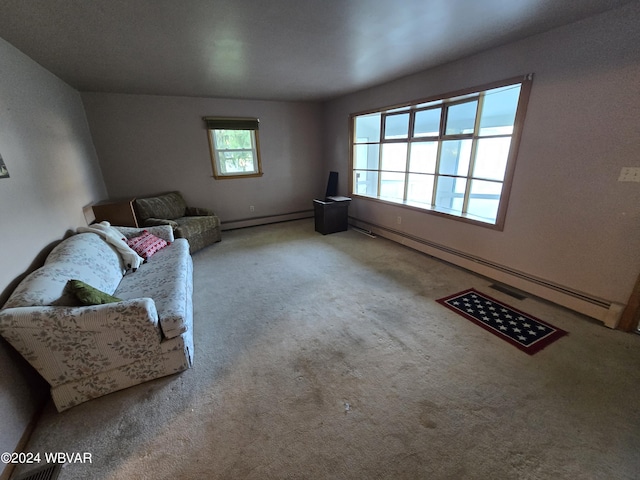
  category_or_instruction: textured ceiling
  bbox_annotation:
[0,0,632,101]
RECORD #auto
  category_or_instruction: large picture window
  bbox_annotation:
[205,117,263,179]
[351,75,532,228]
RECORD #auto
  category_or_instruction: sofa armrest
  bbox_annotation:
[185,206,215,217]
[114,225,175,243]
[0,298,163,386]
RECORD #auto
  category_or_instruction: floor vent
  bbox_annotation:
[352,226,377,238]
[490,283,527,300]
[12,464,61,480]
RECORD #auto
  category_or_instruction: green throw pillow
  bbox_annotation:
[67,280,122,305]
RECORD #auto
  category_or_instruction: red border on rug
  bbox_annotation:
[436,288,568,355]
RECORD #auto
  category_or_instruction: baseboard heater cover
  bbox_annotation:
[490,283,527,300]
[351,218,623,327]
[222,210,313,231]
[351,225,377,238]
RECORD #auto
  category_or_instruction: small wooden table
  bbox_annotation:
[90,198,139,227]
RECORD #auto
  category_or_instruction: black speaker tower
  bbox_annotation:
[325,171,338,199]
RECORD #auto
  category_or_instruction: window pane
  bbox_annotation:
[467,180,503,223]
[381,143,408,172]
[414,108,441,137]
[435,176,467,215]
[407,173,434,205]
[384,113,409,139]
[354,170,379,196]
[473,137,511,181]
[219,150,257,174]
[350,78,530,226]
[409,141,437,173]
[479,84,521,136]
[214,129,252,149]
[355,114,381,143]
[209,126,262,179]
[354,144,380,170]
[380,172,405,201]
[445,100,478,135]
[438,139,472,176]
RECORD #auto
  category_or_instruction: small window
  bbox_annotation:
[204,117,263,179]
[351,75,533,228]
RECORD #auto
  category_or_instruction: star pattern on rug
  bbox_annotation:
[442,290,563,349]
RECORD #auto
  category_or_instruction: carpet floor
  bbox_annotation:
[15,219,640,479]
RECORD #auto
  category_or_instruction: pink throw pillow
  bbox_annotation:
[126,230,169,260]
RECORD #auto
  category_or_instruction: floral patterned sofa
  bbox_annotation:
[0,225,193,411]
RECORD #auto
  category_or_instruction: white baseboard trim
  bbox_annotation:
[222,210,313,231]
[351,218,624,328]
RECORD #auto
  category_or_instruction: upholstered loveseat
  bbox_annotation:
[134,191,221,254]
[0,224,193,411]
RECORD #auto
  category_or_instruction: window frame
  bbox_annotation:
[204,117,263,180]
[349,75,533,230]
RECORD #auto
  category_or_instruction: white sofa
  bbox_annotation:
[0,225,194,411]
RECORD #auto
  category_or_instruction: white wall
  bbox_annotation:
[323,2,640,309]
[81,93,325,226]
[0,37,107,473]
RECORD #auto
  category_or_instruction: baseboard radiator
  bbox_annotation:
[221,209,313,231]
[350,218,624,328]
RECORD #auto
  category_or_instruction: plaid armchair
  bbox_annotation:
[134,192,221,254]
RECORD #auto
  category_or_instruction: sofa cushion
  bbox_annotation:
[114,238,192,339]
[115,225,175,243]
[135,192,187,222]
[126,231,169,260]
[3,233,125,308]
[141,218,179,229]
[67,280,122,305]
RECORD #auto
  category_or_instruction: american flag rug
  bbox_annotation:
[437,288,568,355]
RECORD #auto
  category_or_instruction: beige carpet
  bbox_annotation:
[15,219,640,479]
